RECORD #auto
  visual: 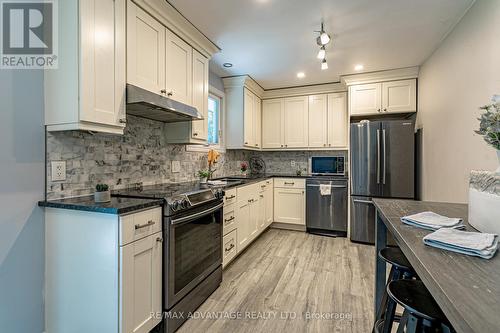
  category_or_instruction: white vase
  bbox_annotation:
[469,170,500,234]
[200,177,208,184]
[94,191,111,203]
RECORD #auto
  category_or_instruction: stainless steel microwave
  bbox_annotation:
[309,156,345,176]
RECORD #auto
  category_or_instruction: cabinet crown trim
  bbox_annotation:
[262,82,346,99]
[341,66,419,86]
[222,75,264,97]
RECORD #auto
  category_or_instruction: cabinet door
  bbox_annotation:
[382,79,416,113]
[243,88,255,147]
[349,83,381,116]
[258,192,266,231]
[80,0,125,127]
[254,97,262,149]
[328,92,348,148]
[166,30,193,105]
[265,186,273,227]
[120,233,162,333]
[308,94,328,148]
[191,50,209,140]
[127,1,165,95]
[274,188,305,225]
[284,96,309,148]
[249,197,260,240]
[236,200,251,252]
[262,99,284,149]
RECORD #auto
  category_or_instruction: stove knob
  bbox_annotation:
[216,189,225,199]
[171,200,180,211]
[180,198,189,209]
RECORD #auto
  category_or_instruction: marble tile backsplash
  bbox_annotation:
[46,115,347,199]
[46,116,250,199]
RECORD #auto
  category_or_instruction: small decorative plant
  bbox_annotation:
[198,170,210,183]
[94,183,111,203]
[240,162,248,175]
[475,95,500,150]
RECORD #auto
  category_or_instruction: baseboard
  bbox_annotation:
[270,222,306,232]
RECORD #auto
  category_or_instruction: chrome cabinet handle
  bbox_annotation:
[193,132,199,136]
[135,220,155,230]
[160,89,166,94]
[245,142,249,145]
[284,182,295,185]
[260,194,264,198]
[383,108,387,112]
[280,145,284,147]
[247,199,255,203]
[225,243,235,252]
[226,195,236,200]
[255,144,258,147]
[119,118,126,124]
[156,237,163,243]
[167,91,173,97]
[224,216,235,223]
[377,108,381,112]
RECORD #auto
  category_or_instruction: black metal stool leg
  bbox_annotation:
[396,309,409,333]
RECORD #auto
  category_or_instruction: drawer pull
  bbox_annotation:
[284,182,295,185]
[135,220,155,230]
[224,216,235,223]
[226,195,236,200]
[225,243,235,252]
[261,185,266,188]
[156,237,163,243]
[260,194,264,198]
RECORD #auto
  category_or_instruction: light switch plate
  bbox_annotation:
[51,161,66,181]
[172,161,181,173]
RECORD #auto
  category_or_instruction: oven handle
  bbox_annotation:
[170,202,224,225]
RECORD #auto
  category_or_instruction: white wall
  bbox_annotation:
[417,0,500,203]
[0,70,45,332]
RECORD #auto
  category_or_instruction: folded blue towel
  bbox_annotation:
[401,211,464,230]
[423,228,498,259]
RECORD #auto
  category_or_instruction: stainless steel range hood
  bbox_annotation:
[126,84,203,123]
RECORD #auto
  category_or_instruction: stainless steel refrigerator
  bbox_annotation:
[350,119,415,244]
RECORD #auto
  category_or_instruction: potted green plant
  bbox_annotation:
[240,162,248,176]
[94,183,111,203]
[198,170,210,183]
[475,95,500,173]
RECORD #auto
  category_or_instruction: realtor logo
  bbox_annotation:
[1,0,58,69]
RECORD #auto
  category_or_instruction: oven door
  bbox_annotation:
[165,201,223,309]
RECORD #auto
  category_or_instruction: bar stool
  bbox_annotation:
[374,247,417,333]
[385,280,454,333]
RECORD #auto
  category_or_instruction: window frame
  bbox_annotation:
[186,85,225,153]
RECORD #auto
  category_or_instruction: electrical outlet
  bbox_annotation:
[290,160,296,167]
[51,161,66,181]
[171,161,181,173]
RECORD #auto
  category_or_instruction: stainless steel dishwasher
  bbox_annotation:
[306,177,348,237]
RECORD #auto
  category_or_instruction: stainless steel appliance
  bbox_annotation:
[350,119,415,244]
[126,84,204,123]
[115,182,225,333]
[306,176,348,236]
[309,156,345,176]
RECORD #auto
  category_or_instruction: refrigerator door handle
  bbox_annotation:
[352,199,373,205]
[382,129,387,185]
[376,129,381,184]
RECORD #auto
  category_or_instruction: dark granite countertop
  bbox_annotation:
[38,196,164,215]
[213,173,348,189]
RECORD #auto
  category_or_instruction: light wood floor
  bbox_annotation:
[178,228,375,333]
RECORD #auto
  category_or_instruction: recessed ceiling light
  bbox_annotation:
[297,72,305,78]
[354,64,364,71]
[223,63,233,68]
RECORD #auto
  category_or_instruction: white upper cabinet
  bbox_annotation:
[45,0,126,134]
[262,99,285,149]
[308,95,328,148]
[382,79,416,113]
[166,31,193,105]
[284,96,309,148]
[349,83,382,116]
[254,96,262,149]
[328,92,348,148]
[243,88,256,147]
[349,78,417,116]
[190,50,209,141]
[127,2,165,95]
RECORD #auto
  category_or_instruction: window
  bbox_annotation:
[207,94,220,145]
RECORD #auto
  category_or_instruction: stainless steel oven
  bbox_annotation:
[164,200,223,309]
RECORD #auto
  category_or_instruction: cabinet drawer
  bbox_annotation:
[258,180,269,193]
[224,188,237,206]
[120,207,162,246]
[223,205,237,235]
[223,229,237,267]
[274,178,305,189]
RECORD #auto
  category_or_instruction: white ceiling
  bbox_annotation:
[168,0,474,89]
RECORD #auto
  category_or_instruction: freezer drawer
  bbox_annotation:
[350,196,395,245]
[306,179,347,235]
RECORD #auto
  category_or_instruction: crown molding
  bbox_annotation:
[222,75,265,97]
[262,82,346,99]
[133,0,220,59]
[341,66,419,86]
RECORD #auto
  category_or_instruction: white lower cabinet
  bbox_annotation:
[44,206,163,333]
[274,179,305,225]
[120,231,162,333]
[222,229,237,268]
